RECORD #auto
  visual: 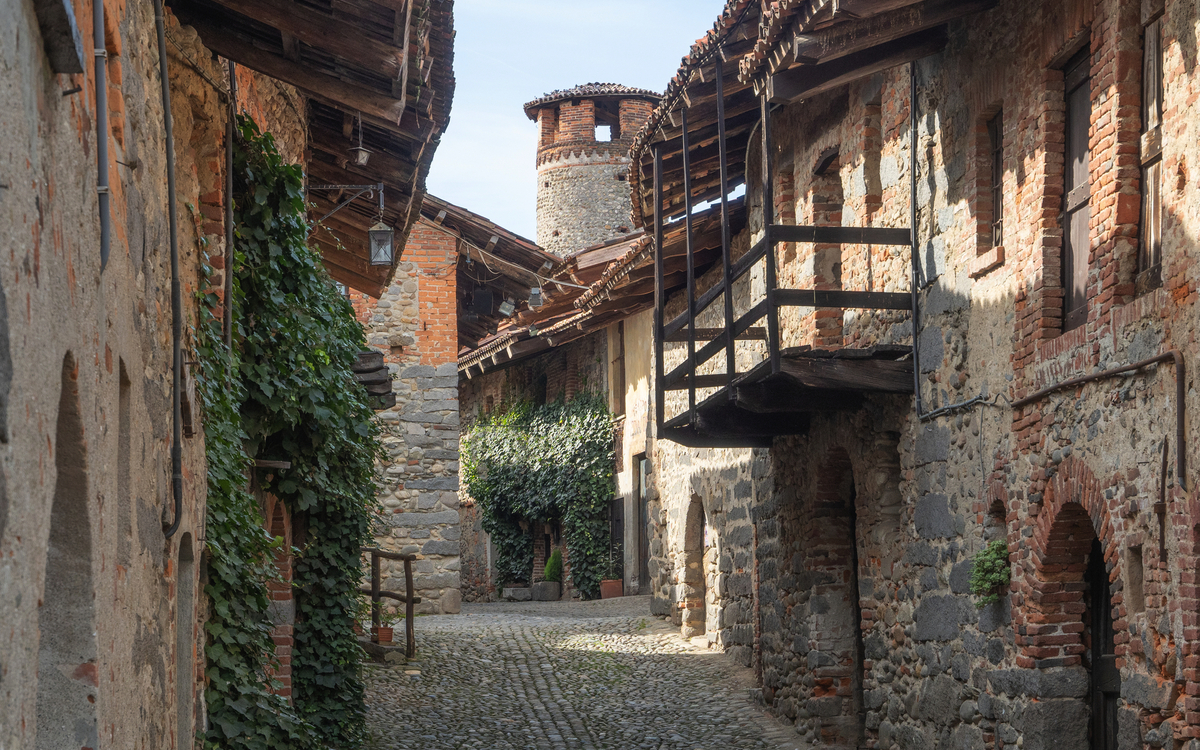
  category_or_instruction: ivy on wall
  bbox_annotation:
[198,116,380,749]
[461,396,614,599]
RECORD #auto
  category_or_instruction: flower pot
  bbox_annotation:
[372,626,394,644]
[599,579,623,599]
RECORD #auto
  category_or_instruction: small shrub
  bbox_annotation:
[543,549,563,583]
[969,539,1011,608]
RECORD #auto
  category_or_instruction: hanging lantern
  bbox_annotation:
[368,221,394,266]
[351,144,372,166]
[528,286,543,308]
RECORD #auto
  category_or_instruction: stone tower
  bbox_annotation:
[524,83,660,256]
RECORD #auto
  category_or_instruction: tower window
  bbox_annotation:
[595,125,612,142]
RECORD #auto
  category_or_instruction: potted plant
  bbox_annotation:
[372,609,398,644]
[599,541,624,599]
[533,549,563,601]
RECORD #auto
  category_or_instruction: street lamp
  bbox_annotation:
[368,221,394,266]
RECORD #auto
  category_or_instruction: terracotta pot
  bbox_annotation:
[599,579,623,599]
[372,626,394,644]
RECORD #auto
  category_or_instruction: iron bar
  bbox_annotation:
[1010,350,1185,488]
[716,56,737,395]
[404,557,415,658]
[653,144,666,434]
[682,107,697,419]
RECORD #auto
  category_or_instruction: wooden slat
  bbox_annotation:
[662,300,768,388]
[735,381,864,413]
[774,288,913,310]
[203,0,406,78]
[659,425,773,450]
[777,356,914,393]
[793,0,994,67]
[176,11,408,126]
[664,327,766,343]
[767,27,948,103]
[772,224,913,245]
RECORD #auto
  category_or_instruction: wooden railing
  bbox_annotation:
[360,547,421,658]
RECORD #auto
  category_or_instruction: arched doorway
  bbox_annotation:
[680,497,706,637]
[36,353,99,749]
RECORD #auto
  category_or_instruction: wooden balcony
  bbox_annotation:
[649,66,918,449]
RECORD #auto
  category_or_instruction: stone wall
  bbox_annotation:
[644,0,1200,746]
[358,219,462,614]
[0,2,306,746]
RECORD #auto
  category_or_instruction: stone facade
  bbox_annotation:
[531,93,656,255]
[356,219,462,614]
[0,2,306,746]
[643,0,1200,747]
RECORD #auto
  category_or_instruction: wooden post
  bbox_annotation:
[653,144,666,435]
[370,551,381,642]
[404,558,415,658]
[761,94,780,374]
[716,56,736,394]
[682,107,697,420]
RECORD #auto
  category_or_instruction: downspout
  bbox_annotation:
[909,62,923,414]
[155,0,183,538]
[223,61,237,349]
[95,0,110,270]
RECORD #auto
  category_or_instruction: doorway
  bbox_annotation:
[1086,536,1119,750]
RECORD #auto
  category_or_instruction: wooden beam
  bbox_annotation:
[768,27,948,103]
[774,288,913,310]
[659,425,773,450]
[322,261,384,298]
[777,356,913,392]
[310,125,416,181]
[793,0,995,67]
[772,224,912,246]
[694,403,812,438]
[663,327,766,343]
[175,9,407,126]
[735,381,864,413]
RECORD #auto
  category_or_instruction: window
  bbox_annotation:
[611,321,626,417]
[988,111,1004,248]
[595,124,612,142]
[1137,17,1164,294]
[1062,47,1092,332]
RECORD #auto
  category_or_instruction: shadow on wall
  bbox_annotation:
[36,352,99,750]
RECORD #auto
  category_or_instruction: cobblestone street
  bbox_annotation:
[365,596,800,750]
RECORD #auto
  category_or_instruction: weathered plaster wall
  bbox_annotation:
[358,219,462,615]
[0,2,305,747]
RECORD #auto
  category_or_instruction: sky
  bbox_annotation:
[425,0,729,241]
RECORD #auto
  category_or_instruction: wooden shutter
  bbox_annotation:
[1062,49,1092,332]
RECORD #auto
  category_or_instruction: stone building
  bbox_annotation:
[1,0,451,746]
[620,0,1200,748]
[525,83,659,256]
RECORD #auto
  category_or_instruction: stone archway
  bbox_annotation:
[680,496,707,638]
[36,353,99,750]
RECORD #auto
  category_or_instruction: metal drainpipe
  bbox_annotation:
[95,0,110,270]
[223,61,237,349]
[155,0,183,538]
[909,62,923,415]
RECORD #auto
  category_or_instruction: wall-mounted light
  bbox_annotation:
[498,297,516,317]
[369,221,394,265]
[528,287,543,308]
[350,111,371,166]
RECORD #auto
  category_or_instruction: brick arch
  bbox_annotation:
[1016,457,1120,666]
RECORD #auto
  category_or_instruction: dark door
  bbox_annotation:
[1087,537,1120,750]
[637,456,650,589]
[609,496,624,563]
[1063,48,1092,331]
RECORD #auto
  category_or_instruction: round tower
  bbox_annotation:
[524,83,660,256]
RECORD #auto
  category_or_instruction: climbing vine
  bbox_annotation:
[198,116,380,749]
[969,539,1011,608]
[461,396,614,599]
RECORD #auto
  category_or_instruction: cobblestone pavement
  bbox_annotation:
[365,595,800,750]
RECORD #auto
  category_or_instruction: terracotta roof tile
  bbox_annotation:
[523,82,660,118]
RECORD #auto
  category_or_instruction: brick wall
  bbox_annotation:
[354,216,462,615]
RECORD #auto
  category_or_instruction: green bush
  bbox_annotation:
[969,539,1011,608]
[543,549,563,583]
